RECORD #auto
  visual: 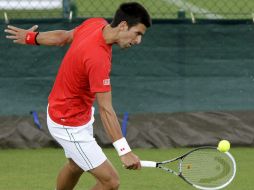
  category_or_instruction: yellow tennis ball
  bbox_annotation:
[217,140,230,152]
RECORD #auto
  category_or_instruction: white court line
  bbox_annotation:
[163,0,224,19]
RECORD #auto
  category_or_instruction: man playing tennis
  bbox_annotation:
[5,2,151,190]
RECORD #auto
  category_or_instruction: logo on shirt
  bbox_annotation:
[103,79,110,85]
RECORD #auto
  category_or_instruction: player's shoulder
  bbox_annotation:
[80,17,108,27]
[74,17,108,39]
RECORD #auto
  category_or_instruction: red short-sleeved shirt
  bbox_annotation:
[48,18,112,126]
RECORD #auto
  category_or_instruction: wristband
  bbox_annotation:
[113,137,131,156]
[25,32,40,45]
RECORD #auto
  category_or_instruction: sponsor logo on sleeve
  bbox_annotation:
[103,79,110,85]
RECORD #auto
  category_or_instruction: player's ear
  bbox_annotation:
[28,25,39,32]
[118,21,128,31]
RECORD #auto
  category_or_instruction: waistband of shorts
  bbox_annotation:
[47,105,95,128]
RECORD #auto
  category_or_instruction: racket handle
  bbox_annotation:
[140,161,157,168]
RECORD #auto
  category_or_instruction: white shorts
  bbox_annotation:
[47,109,107,171]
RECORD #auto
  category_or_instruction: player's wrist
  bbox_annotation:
[113,137,131,156]
[25,31,40,45]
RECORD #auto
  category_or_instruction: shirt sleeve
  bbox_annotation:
[87,52,111,93]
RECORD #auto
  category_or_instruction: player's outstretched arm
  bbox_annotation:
[96,91,141,170]
[5,25,73,46]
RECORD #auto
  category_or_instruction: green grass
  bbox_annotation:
[0,0,254,19]
[0,147,253,190]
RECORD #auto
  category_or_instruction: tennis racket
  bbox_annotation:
[141,146,236,190]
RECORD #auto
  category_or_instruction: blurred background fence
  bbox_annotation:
[0,0,254,20]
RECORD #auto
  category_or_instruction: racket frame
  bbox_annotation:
[141,146,236,190]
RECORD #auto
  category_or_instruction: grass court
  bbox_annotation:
[0,147,253,190]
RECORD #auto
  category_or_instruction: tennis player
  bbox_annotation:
[5,2,151,190]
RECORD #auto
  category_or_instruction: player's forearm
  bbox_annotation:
[98,105,123,142]
[99,105,132,157]
[5,25,73,46]
[36,30,72,46]
[96,91,131,156]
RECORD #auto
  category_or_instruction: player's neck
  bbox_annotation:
[102,24,119,45]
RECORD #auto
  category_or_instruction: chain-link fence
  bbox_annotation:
[0,0,254,20]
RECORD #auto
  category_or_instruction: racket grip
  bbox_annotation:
[140,161,157,168]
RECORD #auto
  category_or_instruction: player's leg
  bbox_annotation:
[47,109,118,190]
[89,159,120,190]
[56,158,84,190]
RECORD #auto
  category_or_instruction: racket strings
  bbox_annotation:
[181,149,235,188]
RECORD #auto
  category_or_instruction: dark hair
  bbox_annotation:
[111,2,152,28]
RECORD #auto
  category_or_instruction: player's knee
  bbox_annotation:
[101,174,120,190]
[107,177,120,190]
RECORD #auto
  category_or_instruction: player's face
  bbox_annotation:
[118,23,147,49]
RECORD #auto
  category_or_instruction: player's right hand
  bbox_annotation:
[120,152,141,170]
[4,25,38,44]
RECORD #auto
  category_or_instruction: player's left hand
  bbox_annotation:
[4,25,38,44]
